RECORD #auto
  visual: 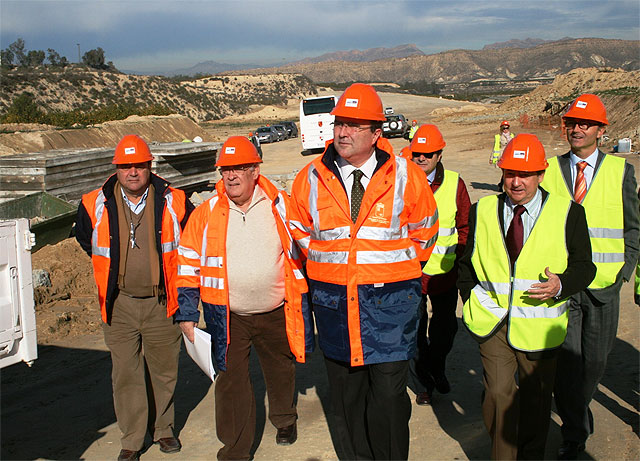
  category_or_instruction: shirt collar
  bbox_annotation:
[335,150,377,179]
[427,169,437,185]
[121,186,149,212]
[505,188,542,216]
[570,147,599,170]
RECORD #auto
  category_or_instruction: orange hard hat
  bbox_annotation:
[410,124,446,154]
[112,134,153,165]
[500,120,510,127]
[562,93,608,125]
[497,133,548,172]
[215,136,262,167]
[412,119,417,124]
[331,83,385,122]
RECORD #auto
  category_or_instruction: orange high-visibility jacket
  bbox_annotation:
[175,176,313,371]
[289,144,439,366]
[76,173,192,323]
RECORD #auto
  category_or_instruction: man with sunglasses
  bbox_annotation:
[541,94,639,459]
[404,124,471,406]
[176,136,312,460]
[290,83,438,460]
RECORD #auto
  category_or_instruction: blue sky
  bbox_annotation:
[1,0,638,73]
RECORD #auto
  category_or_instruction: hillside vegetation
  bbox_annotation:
[0,65,317,124]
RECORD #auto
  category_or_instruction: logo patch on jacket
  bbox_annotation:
[368,202,389,225]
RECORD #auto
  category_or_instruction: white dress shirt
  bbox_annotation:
[335,151,377,205]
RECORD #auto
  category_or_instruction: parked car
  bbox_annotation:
[273,124,289,141]
[281,121,299,138]
[255,126,279,143]
[382,114,409,138]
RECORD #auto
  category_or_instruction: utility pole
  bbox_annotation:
[77,43,81,64]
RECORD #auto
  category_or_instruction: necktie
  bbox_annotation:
[506,205,526,264]
[351,169,365,223]
[574,161,588,204]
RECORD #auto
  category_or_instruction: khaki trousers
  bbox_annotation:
[103,294,181,451]
[479,323,557,460]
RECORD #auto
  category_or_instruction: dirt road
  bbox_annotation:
[1,92,638,460]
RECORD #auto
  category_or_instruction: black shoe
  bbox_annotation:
[276,422,297,445]
[117,449,140,461]
[433,374,451,394]
[416,391,432,406]
[155,436,181,454]
[557,441,585,460]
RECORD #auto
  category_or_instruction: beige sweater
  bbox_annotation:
[226,186,285,315]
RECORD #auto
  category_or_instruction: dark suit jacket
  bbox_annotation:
[553,151,639,303]
[458,188,596,304]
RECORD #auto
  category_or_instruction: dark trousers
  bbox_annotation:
[554,290,620,444]
[479,324,557,460]
[411,289,459,392]
[102,294,181,451]
[215,306,297,461]
[324,356,411,460]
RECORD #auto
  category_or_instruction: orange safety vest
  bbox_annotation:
[80,174,188,323]
[176,176,310,365]
[289,148,438,365]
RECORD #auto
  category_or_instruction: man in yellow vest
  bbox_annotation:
[405,124,471,406]
[458,134,595,460]
[541,93,640,459]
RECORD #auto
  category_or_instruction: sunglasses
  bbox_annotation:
[412,150,441,159]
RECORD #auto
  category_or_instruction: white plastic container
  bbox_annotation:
[618,138,631,153]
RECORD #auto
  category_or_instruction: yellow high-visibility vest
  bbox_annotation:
[423,170,459,275]
[542,155,625,289]
[463,193,571,352]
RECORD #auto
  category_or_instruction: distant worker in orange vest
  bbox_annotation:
[176,137,313,460]
[76,134,194,461]
[405,124,471,406]
[289,83,439,460]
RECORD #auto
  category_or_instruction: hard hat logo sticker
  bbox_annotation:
[345,98,359,108]
[417,137,427,144]
[576,101,588,109]
[513,150,526,159]
[124,147,136,155]
[225,147,236,154]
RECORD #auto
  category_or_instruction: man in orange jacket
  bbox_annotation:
[76,135,193,461]
[176,137,313,460]
[289,83,439,460]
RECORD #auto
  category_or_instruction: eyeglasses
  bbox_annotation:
[219,165,254,175]
[501,126,510,130]
[564,119,600,130]
[412,150,441,159]
[332,121,373,132]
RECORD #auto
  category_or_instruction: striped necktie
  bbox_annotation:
[574,161,588,204]
[351,169,365,223]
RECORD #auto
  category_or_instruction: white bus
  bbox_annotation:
[299,95,337,155]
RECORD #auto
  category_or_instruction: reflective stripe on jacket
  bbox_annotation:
[542,155,625,289]
[289,145,438,365]
[462,193,571,352]
[491,133,514,163]
[79,173,189,323]
[175,176,312,371]
[423,169,458,276]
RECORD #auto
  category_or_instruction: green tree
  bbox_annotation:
[8,38,28,67]
[1,48,14,68]
[46,48,67,67]
[82,47,107,69]
[1,93,44,123]
[27,50,45,66]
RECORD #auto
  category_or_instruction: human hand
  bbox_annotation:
[527,267,561,300]
[179,321,197,343]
